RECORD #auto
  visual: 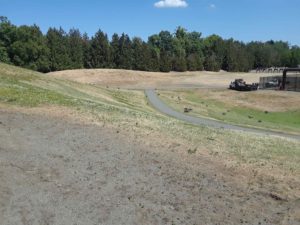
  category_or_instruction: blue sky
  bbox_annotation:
[1,0,299,45]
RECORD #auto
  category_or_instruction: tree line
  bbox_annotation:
[1,16,300,73]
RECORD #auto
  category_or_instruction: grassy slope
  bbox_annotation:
[158,89,300,134]
[0,63,300,174]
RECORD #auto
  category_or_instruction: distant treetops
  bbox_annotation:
[0,16,299,73]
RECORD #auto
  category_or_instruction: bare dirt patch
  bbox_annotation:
[1,106,299,224]
[49,69,274,89]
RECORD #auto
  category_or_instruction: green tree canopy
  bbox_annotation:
[1,17,300,73]
[89,29,110,68]
[68,28,84,69]
[46,27,71,71]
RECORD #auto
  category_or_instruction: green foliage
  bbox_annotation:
[147,47,160,72]
[46,27,71,71]
[0,18,50,71]
[290,46,300,67]
[223,39,251,72]
[82,33,91,68]
[132,37,151,71]
[159,49,172,72]
[10,25,50,72]
[203,35,225,71]
[1,17,300,73]
[110,33,119,68]
[68,29,84,69]
[0,45,10,63]
[187,53,203,71]
[204,54,220,72]
[89,29,110,68]
[116,33,133,69]
[186,31,204,71]
[0,17,17,48]
[247,41,295,69]
[172,56,187,72]
[110,33,134,69]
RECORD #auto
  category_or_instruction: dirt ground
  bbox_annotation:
[1,106,299,225]
[49,69,275,89]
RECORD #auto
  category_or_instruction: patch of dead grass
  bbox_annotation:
[193,89,300,112]
[48,69,276,89]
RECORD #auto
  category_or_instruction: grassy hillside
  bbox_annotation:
[158,89,300,134]
[0,63,300,175]
[0,63,156,119]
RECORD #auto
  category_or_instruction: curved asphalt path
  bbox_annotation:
[145,89,300,141]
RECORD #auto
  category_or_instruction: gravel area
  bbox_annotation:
[0,108,299,225]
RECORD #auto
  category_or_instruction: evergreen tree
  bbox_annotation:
[46,27,71,71]
[89,29,110,68]
[1,17,300,73]
[158,31,173,52]
[82,32,92,68]
[68,28,84,69]
[147,34,161,71]
[147,46,160,72]
[132,37,149,71]
[110,33,120,68]
[159,49,172,72]
[148,34,161,50]
[157,31,173,72]
[117,33,133,69]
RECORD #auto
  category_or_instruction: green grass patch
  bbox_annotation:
[0,77,76,107]
[159,90,300,134]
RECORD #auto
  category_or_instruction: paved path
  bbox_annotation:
[145,89,300,141]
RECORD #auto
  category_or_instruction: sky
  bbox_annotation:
[0,0,299,45]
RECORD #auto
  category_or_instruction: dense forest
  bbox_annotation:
[1,16,300,73]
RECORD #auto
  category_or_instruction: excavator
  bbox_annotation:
[229,79,259,91]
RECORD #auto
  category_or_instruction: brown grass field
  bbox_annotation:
[49,69,277,89]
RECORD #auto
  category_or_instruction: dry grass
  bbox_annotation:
[1,63,300,180]
[180,89,300,112]
[49,68,277,89]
